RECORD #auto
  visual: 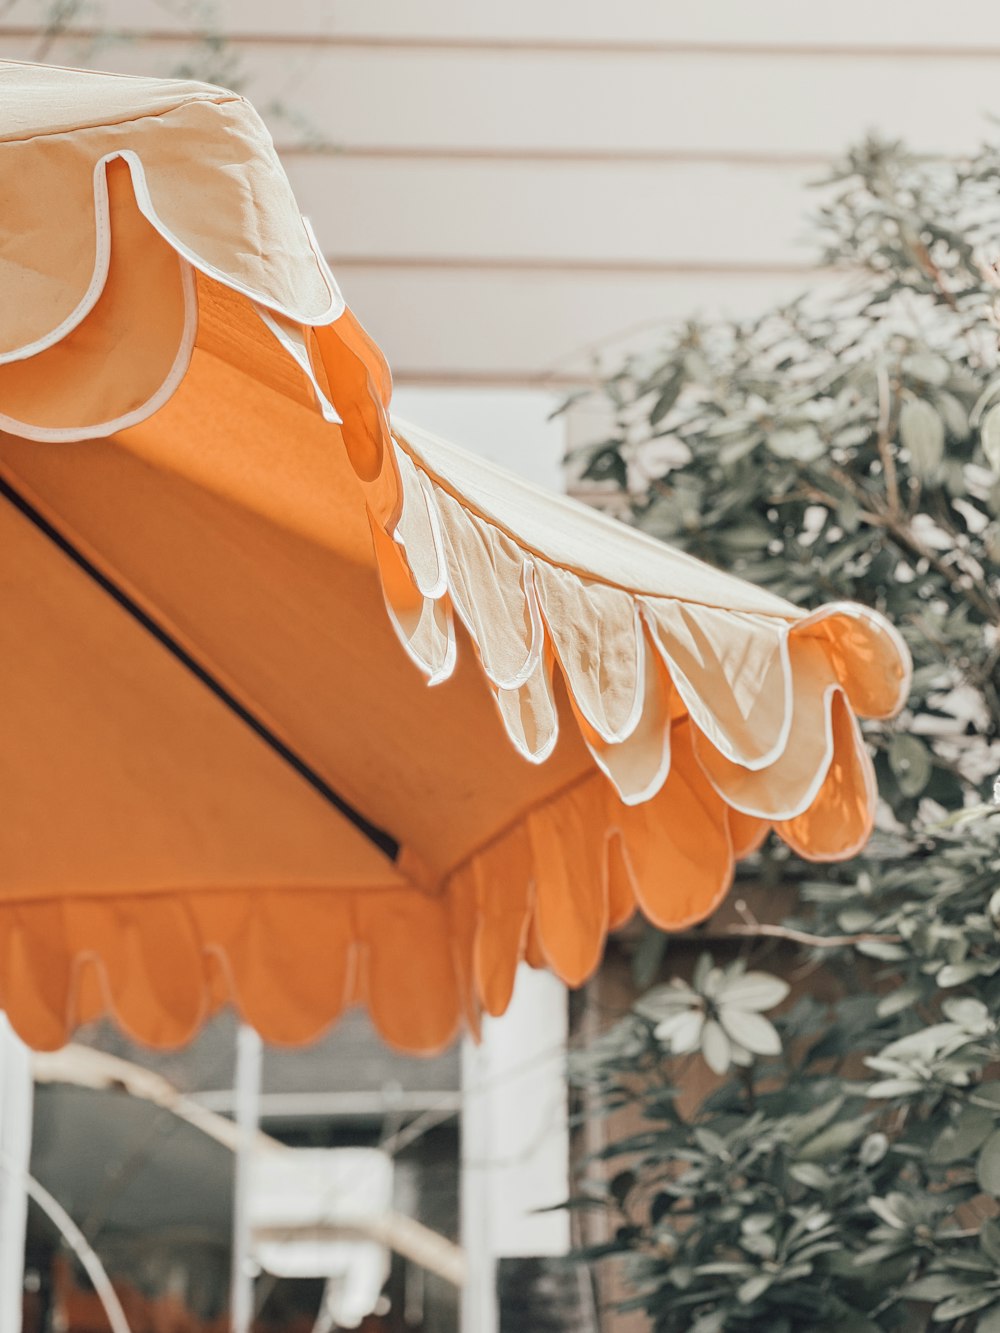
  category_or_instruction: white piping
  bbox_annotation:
[0,257,198,443]
[428,487,545,694]
[794,599,913,718]
[692,681,847,822]
[395,458,450,601]
[0,148,344,370]
[117,149,344,326]
[254,302,342,424]
[0,159,113,365]
[642,600,796,774]
[493,658,560,766]
[533,573,649,745]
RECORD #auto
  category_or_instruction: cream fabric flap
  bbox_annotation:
[385,429,911,832]
[0,61,346,443]
[642,599,792,769]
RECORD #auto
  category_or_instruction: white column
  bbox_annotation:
[461,967,570,1333]
[230,1025,262,1333]
[0,1016,32,1333]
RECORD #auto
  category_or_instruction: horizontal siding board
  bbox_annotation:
[334,268,822,383]
[0,9,981,385]
[4,35,999,158]
[285,158,817,267]
[15,0,1000,51]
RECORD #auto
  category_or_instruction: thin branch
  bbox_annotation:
[875,362,901,515]
[724,922,901,949]
[910,237,960,312]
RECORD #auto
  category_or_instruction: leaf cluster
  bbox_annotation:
[567,137,1000,1331]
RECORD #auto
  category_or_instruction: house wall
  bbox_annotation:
[5,0,1000,389]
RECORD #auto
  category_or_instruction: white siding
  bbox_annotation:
[4,1,1000,382]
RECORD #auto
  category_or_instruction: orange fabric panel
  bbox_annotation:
[0,499,403,899]
[470,831,534,1017]
[529,783,609,986]
[774,694,876,862]
[0,345,594,883]
[616,724,735,931]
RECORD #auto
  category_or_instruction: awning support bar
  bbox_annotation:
[0,473,400,861]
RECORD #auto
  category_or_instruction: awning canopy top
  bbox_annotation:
[0,60,910,1052]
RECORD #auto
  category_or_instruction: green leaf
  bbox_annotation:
[737,1273,774,1305]
[933,1289,998,1320]
[581,444,627,488]
[904,352,950,386]
[936,391,970,440]
[798,1118,870,1162]
[859,1132,889,1166]
[767,425,825,462]
[977,1129,1000,1196]
[929,1104,995,1164]
[867,1078,925,1098]
[972,1083,1000,1109]
[977,1302,1000,1333]
[904,1274,976,1301]
[877,984,923,1018]
[856,940,909,961]
[938,961,985,987]
[888,733,933,798]
[649,370,685,426]
[789,1162,832,1190]
[899,398,945,479]
[718,1008,782,1056]
[981,1219,1000,1265]
[716,972,790,1011]
[970,375,1000,427]
[982,403,1000,474]
[868,1195,907,1229]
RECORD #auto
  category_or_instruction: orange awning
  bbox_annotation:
[0,60,910,1052]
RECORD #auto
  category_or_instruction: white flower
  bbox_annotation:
[642,961,789,1073]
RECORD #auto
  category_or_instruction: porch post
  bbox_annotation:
[230,1024,262,1333]
[0,1016,32,1333]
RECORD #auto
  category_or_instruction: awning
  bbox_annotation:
[0,60,910,1052]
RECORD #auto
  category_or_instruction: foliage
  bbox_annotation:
[567,138,1000,1330]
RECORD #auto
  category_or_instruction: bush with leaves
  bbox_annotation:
[567,138,1000,1331]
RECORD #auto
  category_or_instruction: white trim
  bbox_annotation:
[781,707,877,862]
[253,302,342,424]
[582,634,674,806]
[0,161,114,365]
[381,449,451,602]
[0,151,344,373]
[382,587,458,687]
[493,649,560,766]
[692,681,846,822]
[426,485,545,694]
[117,150,344,326]
[402,460,452,601]
[643,601,796,774]
[0,258,198,443]
[794,599,914,717]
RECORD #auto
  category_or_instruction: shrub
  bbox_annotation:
[567,138,1000,1332]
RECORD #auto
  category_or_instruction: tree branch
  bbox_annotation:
[724,922,901,949]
